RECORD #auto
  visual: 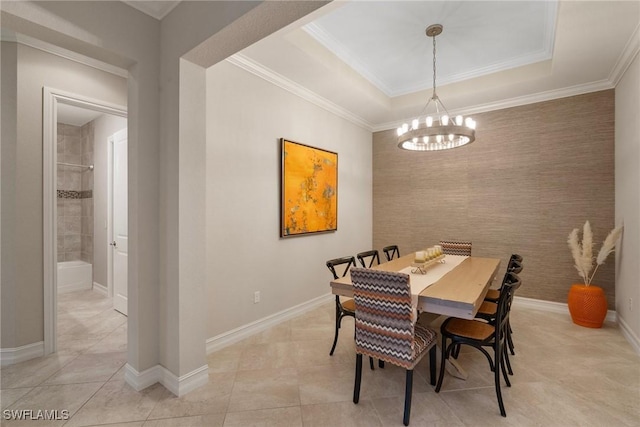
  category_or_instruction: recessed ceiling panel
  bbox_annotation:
[304,1,557,97]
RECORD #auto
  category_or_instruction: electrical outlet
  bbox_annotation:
[254,291,261,304]
[629,297,633,312]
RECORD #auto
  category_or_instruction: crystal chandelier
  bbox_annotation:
[397,24,476,151]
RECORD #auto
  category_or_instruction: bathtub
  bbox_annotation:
[57,260,92,293]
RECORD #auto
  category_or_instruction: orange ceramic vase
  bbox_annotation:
[567,284,608,328]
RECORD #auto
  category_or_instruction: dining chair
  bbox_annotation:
[439,240,472,256]
[356,249,380,268]
[382,245,400,261]
[350,267,438,426]
[484,254,523,303]
[479,257,524,357]
[326,256,357,356]
[435,272,521,417]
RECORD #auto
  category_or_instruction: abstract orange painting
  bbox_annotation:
[281,139,337,237]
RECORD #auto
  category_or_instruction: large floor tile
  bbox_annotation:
[223,406,303,427]
[64,381,166,427]
[4,382,102,420]
[143,414,225,427]
[43,351,127,385]
[147,373,235,419]
[300,400,383,427]
[227,368,300,412]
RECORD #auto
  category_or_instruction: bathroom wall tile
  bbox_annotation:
[66,199,82,217]
[65,251,81,262]
[57,170,66,189]
[58,252,66,262]
[82,199,93,217]
[57,217,66,237]
[65,171,81,191]
[66,136,82,156]
[81,217,93,235]
[57,235,65,253]
[57,124,64,142]
[64,216,81,235]
[81,251,93,264]
[64,235,81,252]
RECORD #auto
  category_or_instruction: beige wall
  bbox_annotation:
[205,59,372,338]
[1,43,127,348]
[615,53,640,341]
[373,90,615,308]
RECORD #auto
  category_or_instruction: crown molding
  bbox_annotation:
[0,32,128,78]
[226,53,373,131]
[373,79,614,133]
[610,22,640,86]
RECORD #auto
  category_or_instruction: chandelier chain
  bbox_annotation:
[432,33,437,99]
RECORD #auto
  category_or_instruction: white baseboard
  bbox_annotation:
[93,281,107,296]
[206,293,333,354]
[0,341,44,366]
[124,363,209,397]
[513,295,617,323]
[162,364,209,396]
[58,281,92,294]
[617,315,640,355]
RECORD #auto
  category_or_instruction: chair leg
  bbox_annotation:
[353,354,362,404]
[403,369,413,426]
[378,360,385,369]
[452,343,461,359]
[369,356,375,370]
[494,343,506,417]
[329,315,340,356]
[507,321,515,355]
[504,345,513,376]
[435,336,449,393]
[429,345,436,386]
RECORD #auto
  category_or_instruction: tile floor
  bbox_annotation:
[1,289,639,426]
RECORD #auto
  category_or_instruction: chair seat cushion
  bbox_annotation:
[442,318,494,341]
[342,298,355,313]
[478,301,497,316]
[484,288,500,302]
[413,322,438,359]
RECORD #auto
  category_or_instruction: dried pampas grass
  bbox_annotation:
[567,221,623,286]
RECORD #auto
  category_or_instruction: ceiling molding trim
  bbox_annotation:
[609,23,640,86]
[1,32,128,78]
[303,22,394,96]
[122,1,180,20]
[373,79,614,133]
[393,50,554,97]
[226,53,373,131]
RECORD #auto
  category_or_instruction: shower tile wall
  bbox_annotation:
[57,122,94,263]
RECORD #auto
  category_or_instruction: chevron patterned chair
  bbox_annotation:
[439,240,472,256]
[350,267,438,426]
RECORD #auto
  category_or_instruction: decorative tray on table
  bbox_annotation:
[411,251,445,275]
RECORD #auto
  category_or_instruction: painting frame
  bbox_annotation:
[280,138,338,238]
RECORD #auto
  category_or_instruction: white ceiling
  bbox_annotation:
[304,1,556,97]
[57,103,104,127]
[122,1,639,131]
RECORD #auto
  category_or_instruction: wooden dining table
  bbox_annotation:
[330,252,501,379]
[330,252,501,319]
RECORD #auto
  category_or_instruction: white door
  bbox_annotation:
[112,128,128,315]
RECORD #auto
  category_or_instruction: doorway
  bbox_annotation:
[44,87,127,355]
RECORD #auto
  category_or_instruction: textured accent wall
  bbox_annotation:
[373,90,615,307]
